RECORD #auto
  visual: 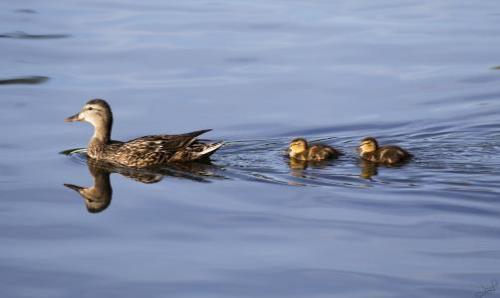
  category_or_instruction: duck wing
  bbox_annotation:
[127,129,212,149]
[107,129,213,167]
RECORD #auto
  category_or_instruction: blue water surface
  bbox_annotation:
[1,1,500,297]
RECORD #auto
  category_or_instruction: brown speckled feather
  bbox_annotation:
[91,130,219,167]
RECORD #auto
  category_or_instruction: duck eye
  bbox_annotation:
[87,107,93,111]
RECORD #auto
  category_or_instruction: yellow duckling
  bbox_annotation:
[358,137,412,165]
[288,138,342,161]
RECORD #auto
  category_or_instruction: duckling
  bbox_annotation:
[288,138,342,161]
[358,137,412,165]
[65,99,223,168]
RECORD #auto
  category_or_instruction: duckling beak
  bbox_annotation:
[65,112,81,122]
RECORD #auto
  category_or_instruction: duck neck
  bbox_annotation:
[93,171,112,198]
[88,162,112,199]
[90,118,112,145]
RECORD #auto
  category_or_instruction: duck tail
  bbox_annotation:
[195,141,224,160]
[170,141,224,162]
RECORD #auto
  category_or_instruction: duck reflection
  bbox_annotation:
[65,161,112,213]
[64,157,222,213]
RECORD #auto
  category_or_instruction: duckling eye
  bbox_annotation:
[87,107,93,111]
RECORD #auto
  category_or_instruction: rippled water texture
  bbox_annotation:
[1,1,500,297]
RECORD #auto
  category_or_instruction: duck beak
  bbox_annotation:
[65,112,81,122]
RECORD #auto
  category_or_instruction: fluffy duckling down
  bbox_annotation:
[288,138,342,161]
[358,137,412,165]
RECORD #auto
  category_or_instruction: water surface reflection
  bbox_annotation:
[63,155,224,213]
[65,161,113,213]
[359,160,378,179]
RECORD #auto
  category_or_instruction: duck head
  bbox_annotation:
[65,99,113,141]
[65,99,112,124]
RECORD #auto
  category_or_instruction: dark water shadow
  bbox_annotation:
[0,31,69,39]
[14,9,37,14]
[0,76,49,85]
[62,151,225,213]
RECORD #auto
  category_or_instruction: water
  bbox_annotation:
[1,1,500,297]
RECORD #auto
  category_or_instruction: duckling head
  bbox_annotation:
[289,138,308,155]
[359,137,378,154]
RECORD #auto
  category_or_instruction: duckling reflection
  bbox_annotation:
[359,159,379,179]
[287,158,332,178]
[64,157,223,213]
[288,158,309,171]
